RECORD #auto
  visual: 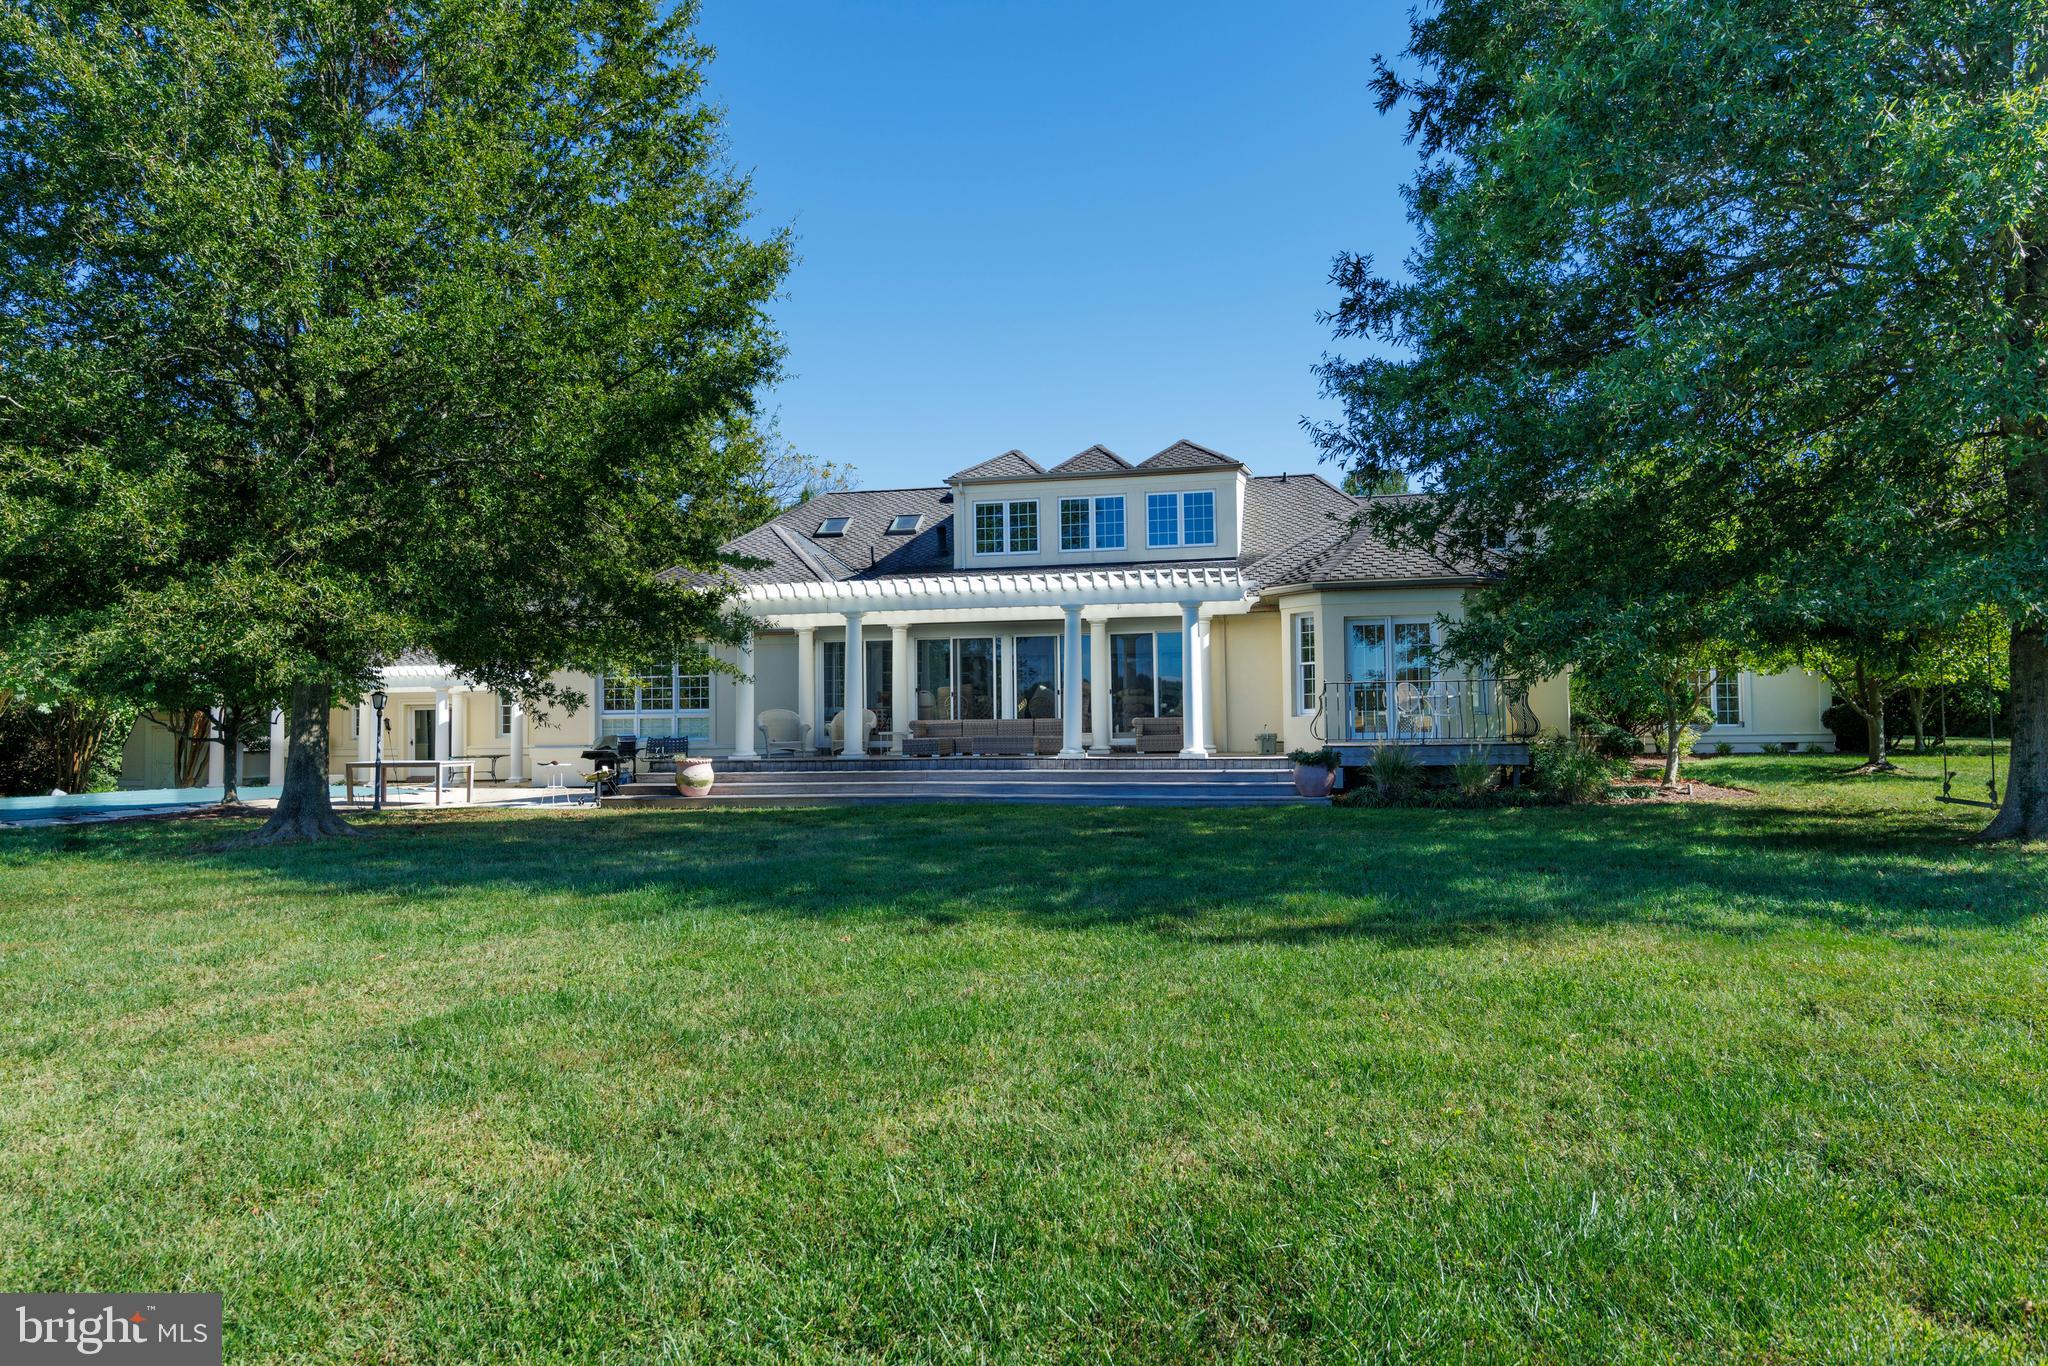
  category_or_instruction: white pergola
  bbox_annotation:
[360,658,523,778]
[734,566,1256,760]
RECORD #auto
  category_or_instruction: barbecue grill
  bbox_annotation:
[580,742,623,798]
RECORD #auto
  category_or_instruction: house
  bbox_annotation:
[116,440,1837,787]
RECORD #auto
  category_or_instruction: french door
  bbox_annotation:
[1108,631,1184,735]
[820,640,894,732]
[1342,619,1434,739]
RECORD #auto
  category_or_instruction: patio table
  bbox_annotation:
[344,760,475,806]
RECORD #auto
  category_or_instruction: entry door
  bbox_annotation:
[410,708,435,759]
[1345,623,1387,739]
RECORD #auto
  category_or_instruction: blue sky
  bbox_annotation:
[694,1,1420,489]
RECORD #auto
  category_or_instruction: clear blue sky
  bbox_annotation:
[693,0,1420,490]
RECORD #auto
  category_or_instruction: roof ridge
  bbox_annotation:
[768,523,840,582]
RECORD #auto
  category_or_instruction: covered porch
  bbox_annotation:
[733,567,1257,760]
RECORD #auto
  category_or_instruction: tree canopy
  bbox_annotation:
[1315,0,2048,838]
[0,0,789,838]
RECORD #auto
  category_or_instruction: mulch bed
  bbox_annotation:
[1612,759,1755,803]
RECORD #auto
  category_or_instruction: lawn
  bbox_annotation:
[0,752,2042,1362]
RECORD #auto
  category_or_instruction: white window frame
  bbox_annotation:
[1147,493,1180,548]
[1182,490,1216,546]
[1058,496,1091,551]
[1708,670,1747,729]
[972,499,1040,554]
[1293,614,1317,716]
[497,694,514,737]
[1094,495,1126,550]
[596,664,714,742]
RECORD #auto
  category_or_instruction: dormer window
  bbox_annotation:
[886,514,921,534]
[815,516,850,537]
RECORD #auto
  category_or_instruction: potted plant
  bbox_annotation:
[675,754,716,798]
[1288,747,1341,798]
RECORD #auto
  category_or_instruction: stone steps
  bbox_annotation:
[606,762,1308,808]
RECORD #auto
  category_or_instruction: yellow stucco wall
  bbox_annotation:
[1209,611,1282,754]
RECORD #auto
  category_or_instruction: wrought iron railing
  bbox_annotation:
[1309,677,1538,745]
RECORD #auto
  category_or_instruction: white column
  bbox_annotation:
[1059,604,1085,757]
[205,707,225,790]
[733,635,759,759]
[1179,603,1209,758]
[268,708,287,786]
[795,626,818,754]
[357,700,373,761]
[889,624,910,755]
[433,687,452,761]
[450,691,468,758]
[508,698,526,783]
[1089,618,1111,753]
[842,612,866,756]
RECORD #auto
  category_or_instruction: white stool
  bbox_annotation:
[541,762,571,806]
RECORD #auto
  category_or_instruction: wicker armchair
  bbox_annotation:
[1132,716,1182,754]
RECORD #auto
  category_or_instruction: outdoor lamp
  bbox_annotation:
[370,689,388,811]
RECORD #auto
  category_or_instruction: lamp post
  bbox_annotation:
[371,689,388,812]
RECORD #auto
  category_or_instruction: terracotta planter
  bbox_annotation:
[675,756,716,798]
[1293,763,1336,798]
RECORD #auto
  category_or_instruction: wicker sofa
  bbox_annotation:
[905,717,1066,756]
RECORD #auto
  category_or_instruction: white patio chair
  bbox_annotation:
[826,708,879,755]
[756,709,809,755]
[1393,681,1438,739]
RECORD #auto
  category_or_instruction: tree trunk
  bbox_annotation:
[1981,626,2048,842]
[1662,715,1683,786]
[1910,688,1927,754]
[247,681,356,844]
[1856,666,1892,770]
[217,706,241,806]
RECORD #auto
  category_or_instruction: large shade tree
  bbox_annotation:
[0,0,788,840]
[1313,0,2048,839]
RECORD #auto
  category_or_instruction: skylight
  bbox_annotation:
[815,517,850,537]
[886,514,921,534]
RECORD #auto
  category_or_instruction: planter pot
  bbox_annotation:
[675,756,716,798]
[1293,763,1336,798]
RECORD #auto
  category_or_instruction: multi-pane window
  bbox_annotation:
[1295,615,1316,714]
[972,501,1039,553]
[1060,497,1091,551]
[1713,674,1742,726]
[1183,490,1216,545]
[1008,500,1038,552]
[598,664,713,740]
[1095,496,1125,549]
[498,695,514,736]
[974,502,1005,554]
[1147,493,1179,547]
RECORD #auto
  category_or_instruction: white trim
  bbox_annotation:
[740,565,1250,620]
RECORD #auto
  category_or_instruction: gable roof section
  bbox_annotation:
[1048,444,1132,475]
[948,449,1045,482]
[1137,439,1243,472]
[1245,489,1482,587]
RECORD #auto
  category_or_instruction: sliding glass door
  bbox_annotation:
[1108,631,1183,736]
[1342,619,1435,739]
[1014,635,1059,718]
[916,636,1000,720]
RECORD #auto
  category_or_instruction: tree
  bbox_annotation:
[0,0,788,840]
[1312,0,2048,840]
[1342,468,1408,498]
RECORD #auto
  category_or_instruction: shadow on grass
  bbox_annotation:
[12,774,2036,952]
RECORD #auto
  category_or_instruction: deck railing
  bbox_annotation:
[1309,677,1538,746]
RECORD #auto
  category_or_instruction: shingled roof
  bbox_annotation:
[1137,439,1243,472]
[948,449,1046,482]
[693,455,1481,592]
[1048,444,1132,475]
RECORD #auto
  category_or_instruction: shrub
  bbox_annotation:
[1573,716,1642,760]
[1367,744,1420,798]
[1714,742,1733,757]
[1805,740,1833,755]
[1530,732,1625,804]
[1761,742,1790,756]
[1450,755,1495,798]
[1288,747,1340,771]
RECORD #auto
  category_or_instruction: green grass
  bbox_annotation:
[1,751,2042,1362]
